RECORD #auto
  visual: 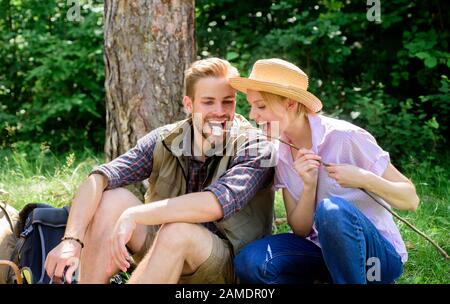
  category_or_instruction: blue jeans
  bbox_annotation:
[234,196,404,284]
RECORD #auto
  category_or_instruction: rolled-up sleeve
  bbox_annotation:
[90,128,160,189]
[205,140,275,220]
[272,166,287,192]
[346,129,390,176]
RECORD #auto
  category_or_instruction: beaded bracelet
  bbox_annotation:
[61,236,84,249]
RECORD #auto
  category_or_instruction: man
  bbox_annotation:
[44,58,275,284]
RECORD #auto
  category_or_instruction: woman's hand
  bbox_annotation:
[293,148,321,188]
[109,210,136,273]
[325,163,370,188]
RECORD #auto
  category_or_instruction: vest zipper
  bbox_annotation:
[161,139,188,192]
[202,156,222,189]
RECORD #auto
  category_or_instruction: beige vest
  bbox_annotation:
[144,114,274,254]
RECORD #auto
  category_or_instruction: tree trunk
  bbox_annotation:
[103,0,195,161]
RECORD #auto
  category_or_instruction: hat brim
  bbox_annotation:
[229,77,323,113]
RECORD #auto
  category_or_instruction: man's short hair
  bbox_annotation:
[184,58,239,100]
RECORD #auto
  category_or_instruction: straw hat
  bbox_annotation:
[229,58,322,112]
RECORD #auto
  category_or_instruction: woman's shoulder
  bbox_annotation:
[315,115,388,168]
[318,114,371,141]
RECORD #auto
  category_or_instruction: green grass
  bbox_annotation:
[1,149,449,284]
[394,158,450,283]
[0,149,100,209]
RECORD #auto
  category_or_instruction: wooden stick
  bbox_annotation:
[363,190,449,260]
[0,260,23,284]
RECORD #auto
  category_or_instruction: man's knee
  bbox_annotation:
[90,188,141,233]
[100,187,138,206]
[156,223,199,251]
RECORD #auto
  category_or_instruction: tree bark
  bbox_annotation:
[103,0,195,161]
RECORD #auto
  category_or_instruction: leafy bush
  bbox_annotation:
[0,0,104,152]
[196,0,450,164]
[1,0,448,165]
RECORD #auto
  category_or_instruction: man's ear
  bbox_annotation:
[183,96,193,114]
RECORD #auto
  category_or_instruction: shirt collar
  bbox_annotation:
[307,113,327,154]
[277,113,326,163]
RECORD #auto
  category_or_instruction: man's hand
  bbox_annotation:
[45,239,81,284]
[109,210,136,273]
[293,148,321,187]
[325,163,369,188]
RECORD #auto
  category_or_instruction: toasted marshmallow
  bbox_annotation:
[212,125,223,136]
[208,121,224,136]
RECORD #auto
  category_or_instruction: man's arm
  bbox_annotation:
[45,129,160,283]
[125,192,224,226]
[204,139,276,219]
[91,129,159,190]
[44,173,107,282]
[65,128,160,240]
[64,173,108,241]
[110,191,224,271]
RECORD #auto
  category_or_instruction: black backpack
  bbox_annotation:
[13,203,70,284]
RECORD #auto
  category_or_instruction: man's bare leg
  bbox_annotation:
[79,188,148,283]
[128,223,213,283]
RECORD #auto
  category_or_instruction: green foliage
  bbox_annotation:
[328,85,442,164]
[1,0,449,163]
[0,0,104,152]
[196,0,450,163]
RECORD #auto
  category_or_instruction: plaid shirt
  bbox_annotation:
[91,125,275,234]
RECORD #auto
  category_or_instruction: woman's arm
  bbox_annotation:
[284,148,321,237]
[326,163,420,211]
[366,163,419,211]
[283,186,316,237]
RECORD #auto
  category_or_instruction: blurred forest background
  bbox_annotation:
[0,0,448,163]
[0,0,448,283]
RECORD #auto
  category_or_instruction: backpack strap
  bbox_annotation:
[17,203,53,238]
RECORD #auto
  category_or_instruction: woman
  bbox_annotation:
[229,59,419,284]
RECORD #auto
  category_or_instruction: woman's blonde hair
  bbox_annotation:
[259,91,309,117]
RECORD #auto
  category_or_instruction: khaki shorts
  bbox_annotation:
[132,224,235,284]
